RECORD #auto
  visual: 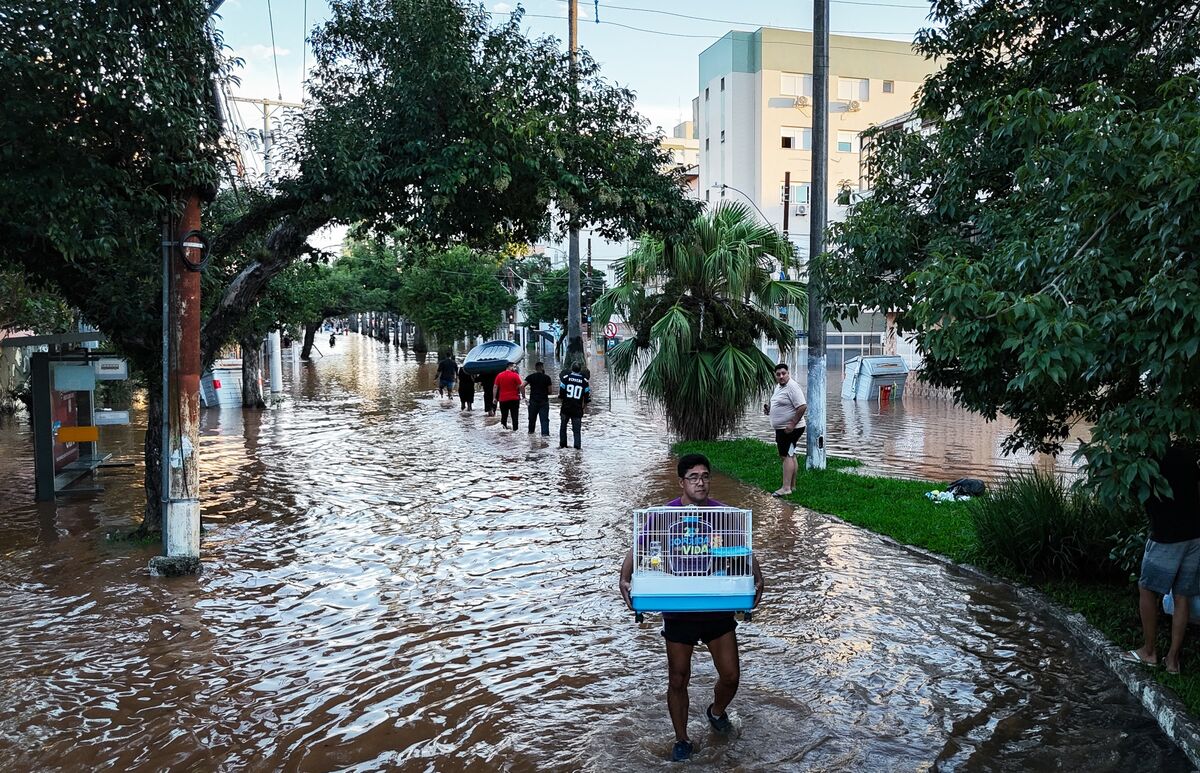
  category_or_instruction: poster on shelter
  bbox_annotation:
[52,390,79,472]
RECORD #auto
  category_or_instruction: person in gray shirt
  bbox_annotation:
[764,363,807,496]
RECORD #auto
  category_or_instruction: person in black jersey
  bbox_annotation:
[524,361,553,436]
[558,362,590,449]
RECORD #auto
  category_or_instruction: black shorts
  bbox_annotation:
[774,426,805,456]
[662,613,737,645]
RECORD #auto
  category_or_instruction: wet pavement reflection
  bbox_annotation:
[0,334,1186,770]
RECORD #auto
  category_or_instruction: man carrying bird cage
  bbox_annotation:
[618,453,765,762]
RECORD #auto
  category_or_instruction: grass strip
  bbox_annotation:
[675,438,1200,720]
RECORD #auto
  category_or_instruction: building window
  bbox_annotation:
[882,80,895,94]
[779,182,811,205]
[837,130,859,153]
[705,189,711,202]
[705,138,710,150]
[837,77,869,101]
[780,127,812,150]
[720,130,725,143]
[720,77,725,91]
[705,87,709,101]
[780,72,813,97]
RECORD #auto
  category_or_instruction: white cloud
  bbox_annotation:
[492,2,513,12]
[246,43,290,60]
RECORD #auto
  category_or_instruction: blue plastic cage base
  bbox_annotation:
[631,594,756,613]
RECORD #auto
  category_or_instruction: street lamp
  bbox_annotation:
[711,183,775,226]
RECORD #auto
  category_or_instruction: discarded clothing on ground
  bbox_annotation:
[947,478,987,497]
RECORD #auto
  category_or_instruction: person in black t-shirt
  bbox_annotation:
[435,355,457,398]
[558,362,590,449]
[524,361,553,436]
[1126,443,1200,674]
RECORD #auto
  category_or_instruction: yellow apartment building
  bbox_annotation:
[697,28,938,263]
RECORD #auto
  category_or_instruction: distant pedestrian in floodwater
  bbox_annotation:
[494,362,524,431]
[765,363,806,497]
[525,361,553,436]
[559,363,589,449]
[480,371,497,416]
[329,333,337,348]
[457,365,476,411]
[436,354,457,398]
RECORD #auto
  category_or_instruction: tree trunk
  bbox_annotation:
[413,325,428,354]
[300,319,321,360]
[241,337,266,408]
[139,386,164,536]
[400,319,408,350]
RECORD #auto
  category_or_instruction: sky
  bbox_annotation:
[214,0,937,137]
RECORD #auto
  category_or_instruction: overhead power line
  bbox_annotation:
[503,12,925,54]
[558,1,924,33]
[266,0,283,99]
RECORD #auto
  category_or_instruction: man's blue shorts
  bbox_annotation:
[1140,537,1200,596]
[439,378,454,389]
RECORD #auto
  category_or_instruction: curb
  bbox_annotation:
[806,506,1200,770]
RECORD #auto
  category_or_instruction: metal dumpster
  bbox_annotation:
[841,355,908,401]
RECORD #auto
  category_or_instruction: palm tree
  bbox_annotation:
[594,201,806,440]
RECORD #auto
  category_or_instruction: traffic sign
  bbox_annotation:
[604,322,618,339]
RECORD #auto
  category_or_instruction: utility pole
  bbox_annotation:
[229,96,301,398]
[806,0,829,470]
[566,0,585,368]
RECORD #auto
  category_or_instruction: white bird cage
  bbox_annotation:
[630,506,755,616]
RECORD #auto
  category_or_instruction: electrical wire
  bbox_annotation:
[506,12,926,54]
[301,0,308,98]
[559,1,924,35]
[266,0,283,99]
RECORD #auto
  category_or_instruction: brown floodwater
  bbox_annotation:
[0,334,1187,770]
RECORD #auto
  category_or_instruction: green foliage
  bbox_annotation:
[0,0,223,374]
[396,246,515,344]
[823,0,1200,506]
[968,469,1138,582]
[520,263,607,329]
[597,202,806,439]
[0,270,75,333]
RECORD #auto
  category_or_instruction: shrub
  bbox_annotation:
[969,468,1138,581]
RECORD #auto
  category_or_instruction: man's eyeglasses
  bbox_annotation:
[683,473,711,483]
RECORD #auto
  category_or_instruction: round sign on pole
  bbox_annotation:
[604,322,618,339]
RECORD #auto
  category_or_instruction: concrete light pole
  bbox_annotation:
[806,0,830,470]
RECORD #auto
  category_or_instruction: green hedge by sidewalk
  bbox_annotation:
[674,438,1200,720]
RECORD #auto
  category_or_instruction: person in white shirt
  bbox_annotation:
[764,363,807,496]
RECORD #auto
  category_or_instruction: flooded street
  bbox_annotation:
[0,334,1187,770]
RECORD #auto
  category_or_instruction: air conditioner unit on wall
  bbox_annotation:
[794,203,808,216]
[846,99,861,112]
[793,95,810,108]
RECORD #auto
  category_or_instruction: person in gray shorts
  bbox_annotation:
[1126,444,1200,674]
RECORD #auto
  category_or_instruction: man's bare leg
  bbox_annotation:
[778,455,797,494]
[707,631,740,717]
[1136,586,1160,664]
[1168,594,1189,673]
[665,640,694,742]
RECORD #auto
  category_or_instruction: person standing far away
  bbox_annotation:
[558,362,590,449]
[524,361,553,436]
[765,363,807,497]
[479,370,497,416]
[456,364,476,411]
[618,453,765,762]
[1125,442,1200,674]
[436,353,457,399]
[493,362,524,431]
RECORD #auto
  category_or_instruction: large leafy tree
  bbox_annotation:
[521,264,607,342]
[1,0,693,530]
[595,202,806,439]
[396,246,515,346]
[823,0,1200,503]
